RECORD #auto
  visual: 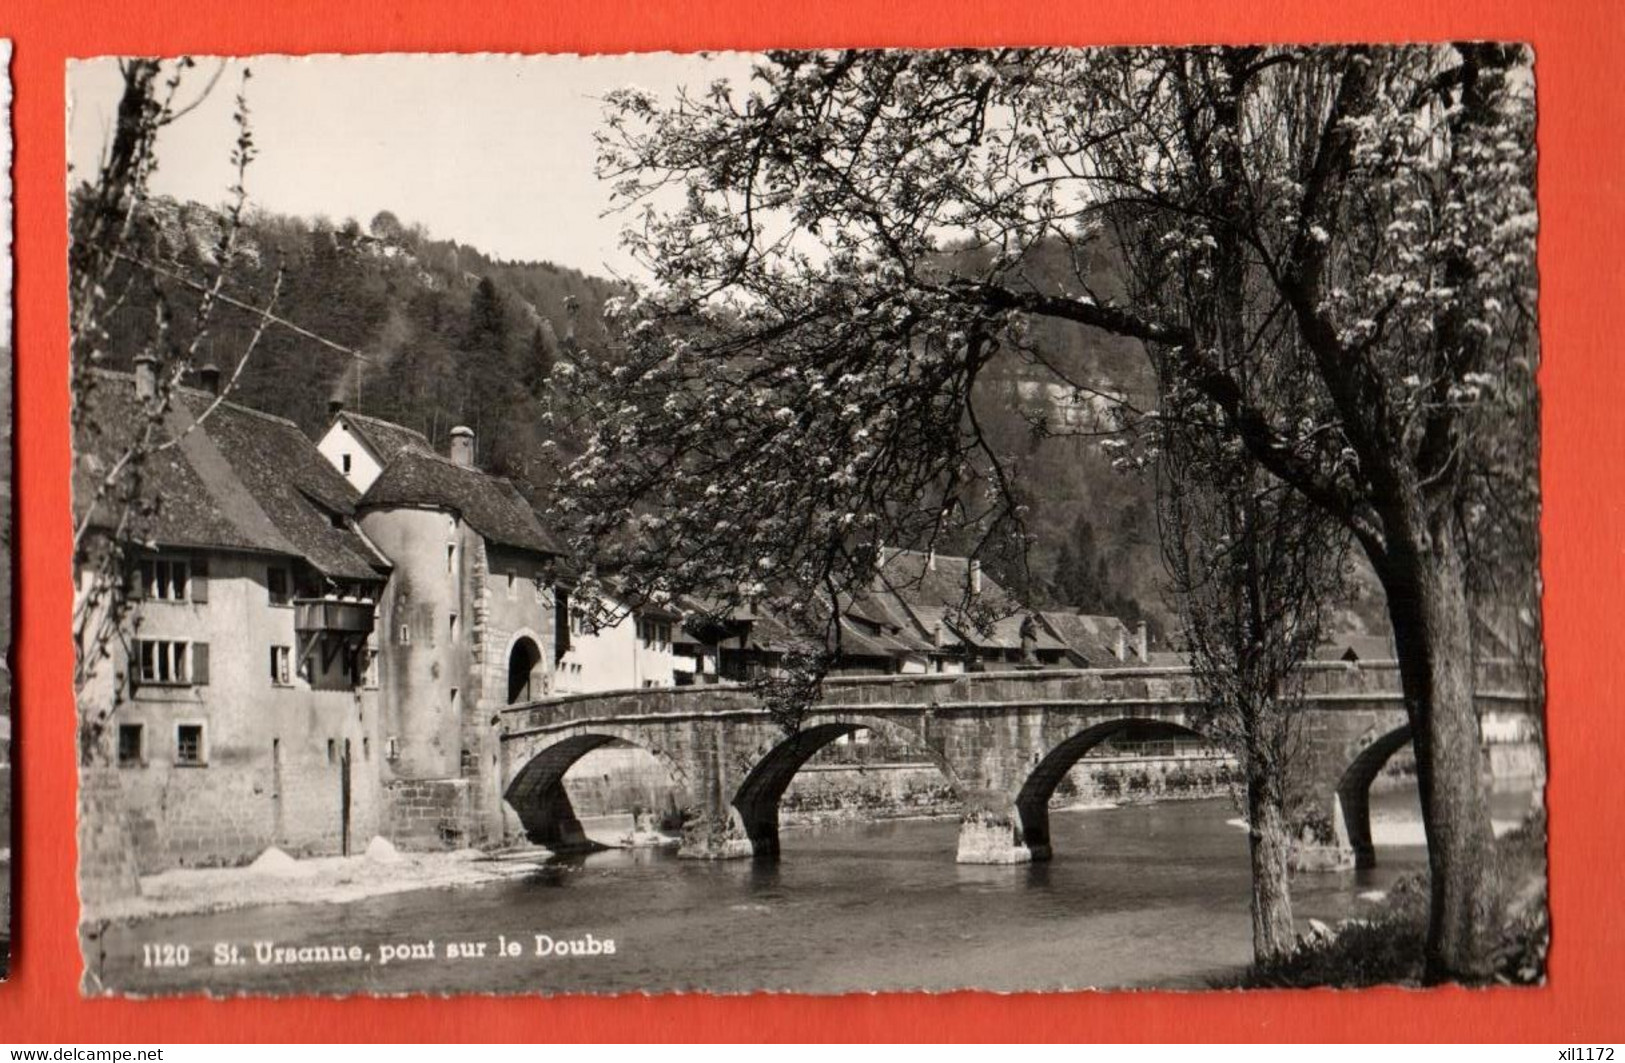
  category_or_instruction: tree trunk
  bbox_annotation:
[1245,749,1296,962]
[1380,532,1499,982]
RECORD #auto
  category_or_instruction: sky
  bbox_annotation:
[66,51,760,281]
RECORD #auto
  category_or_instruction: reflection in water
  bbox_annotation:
[94,787,1534,997]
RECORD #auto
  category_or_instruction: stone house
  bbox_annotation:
[351,425,568,849]
[74,363,391,871]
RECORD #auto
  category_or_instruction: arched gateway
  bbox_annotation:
[497,663,1539,867]
[507,635,544,704]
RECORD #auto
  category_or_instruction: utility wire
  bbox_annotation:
[113,251,374,363]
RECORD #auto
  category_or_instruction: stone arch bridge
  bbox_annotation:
[498,662,1540,867]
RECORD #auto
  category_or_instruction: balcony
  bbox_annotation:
[294,597,376,638]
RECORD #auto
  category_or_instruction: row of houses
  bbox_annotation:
[71,363,1173,872]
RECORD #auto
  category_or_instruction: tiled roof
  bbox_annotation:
[74,370,388,582]
[336,410,431,465]
[359,447,564,558]
[868,547,1028,651]
[875,546,1018,615]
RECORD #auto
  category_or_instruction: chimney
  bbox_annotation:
[133,353,158,402]
[970,559,982,595]
[328,398,345,420]
[197,363,221,396]
[1136,620,1149,662]
[1115,627,1127,661]
[449,425,475,468]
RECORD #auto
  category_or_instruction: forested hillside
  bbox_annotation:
[80,197,1388,643]
[84,197,625,488]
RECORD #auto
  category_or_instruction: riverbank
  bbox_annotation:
[81,839,543,927]
[1232,813,1549,988]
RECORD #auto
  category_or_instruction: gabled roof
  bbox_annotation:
[359,447,564,558]
[968,614,1068,653]
[74,370,388,582]
[875,546,1018,614]
[1038,611,1135,665]
[334,410,431,465]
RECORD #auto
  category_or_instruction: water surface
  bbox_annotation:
[91,788,1534,996]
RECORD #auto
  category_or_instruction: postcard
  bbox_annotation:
[67,48,1546,997]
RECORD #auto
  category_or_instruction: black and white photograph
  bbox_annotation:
[68,48,1545,997]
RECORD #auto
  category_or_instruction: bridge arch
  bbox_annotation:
[733,715,959,859]
[1334,723,1413,868]
[1015,718,1212,861]
[503,727,695,853]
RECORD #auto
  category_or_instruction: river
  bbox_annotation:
[89,786,1537,996]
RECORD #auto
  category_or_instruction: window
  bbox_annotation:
[267,567,291,606]
[327,739,337,764]
[138,557,190,601]
[362,737,371,761]
[506,572,517,600]
[398,623,411,646]
[136,639,193,685]
[117,723,144,767]
[386,736,400,762]
[449,612,459,641]
[175,724,205,766]
[638,618,672,652]
[446,544,456,575]
[341,453,353,474]
[270,645,293,686]
[449,688,460,715]
[362,648,380,689]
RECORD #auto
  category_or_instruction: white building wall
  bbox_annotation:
[555,601,678,693]
[316,420,386,494]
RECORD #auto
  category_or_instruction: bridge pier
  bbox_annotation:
[956,800,1041,865]
[677,807,755,860]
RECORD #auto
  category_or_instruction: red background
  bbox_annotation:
[1,0,1621,1042]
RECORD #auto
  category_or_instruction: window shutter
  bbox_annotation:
[190,556,210,603]
[192,642,211,686]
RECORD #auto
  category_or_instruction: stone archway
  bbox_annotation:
[1334,724,1414,868]
[507,635,545,704]
[1012,718,1210,861]
[503,730,693,853]
[732,716,958,860]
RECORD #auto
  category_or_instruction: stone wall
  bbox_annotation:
[1057,753,1238,804]
[385,777,473,850]
[77,766,141,908]
[780,762,957,819]
[562,742,683,819]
